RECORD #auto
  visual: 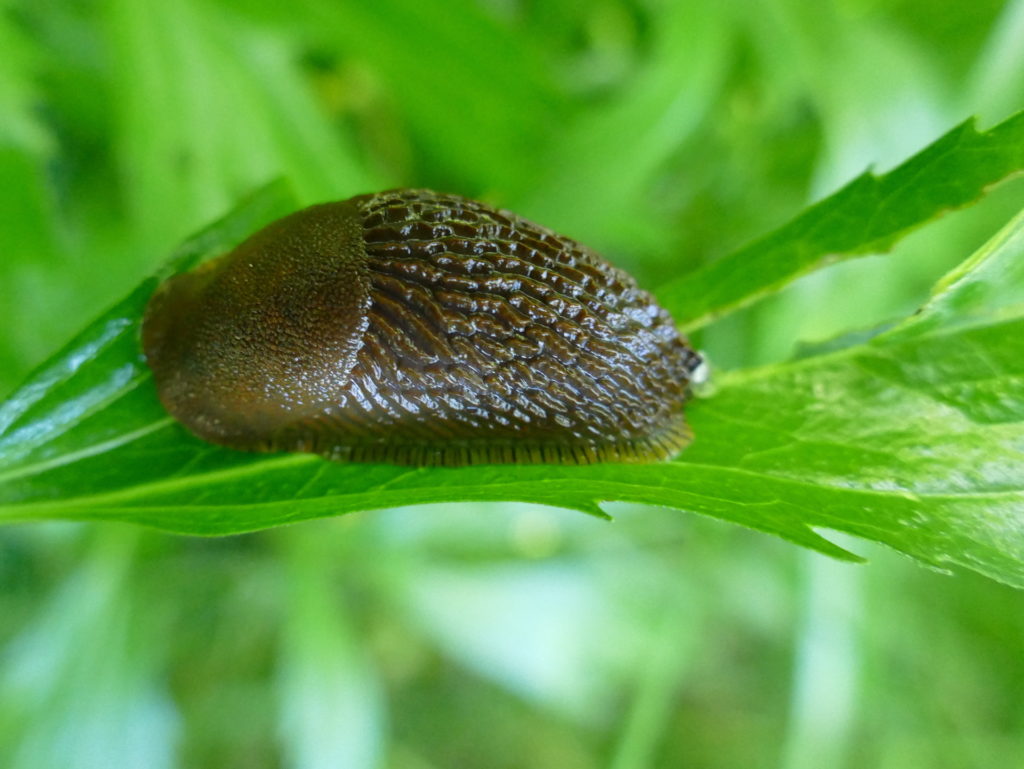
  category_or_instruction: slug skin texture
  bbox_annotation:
[142,189,703,466]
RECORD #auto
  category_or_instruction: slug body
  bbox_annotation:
[142,189,702,465]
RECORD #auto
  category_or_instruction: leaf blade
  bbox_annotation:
[660,110,1024,331]
[2,175,1024,588]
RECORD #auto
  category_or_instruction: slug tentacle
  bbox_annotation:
[142,189,703,466]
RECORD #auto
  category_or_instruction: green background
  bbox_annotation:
[2,0,1024,766]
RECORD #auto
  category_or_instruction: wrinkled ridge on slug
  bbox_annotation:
[142,189,703,466]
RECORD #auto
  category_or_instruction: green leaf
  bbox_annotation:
[890,208,1024,338]
[2,167,1023,588]
[660,109,1024,331]
[0,179,297,482]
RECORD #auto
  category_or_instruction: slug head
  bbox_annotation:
[142,201,371,446]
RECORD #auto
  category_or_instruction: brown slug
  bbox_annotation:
[142,189,703,466]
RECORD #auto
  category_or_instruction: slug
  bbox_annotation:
[142,189,703,466]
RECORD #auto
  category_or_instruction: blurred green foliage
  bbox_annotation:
[2,0,1024,767]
